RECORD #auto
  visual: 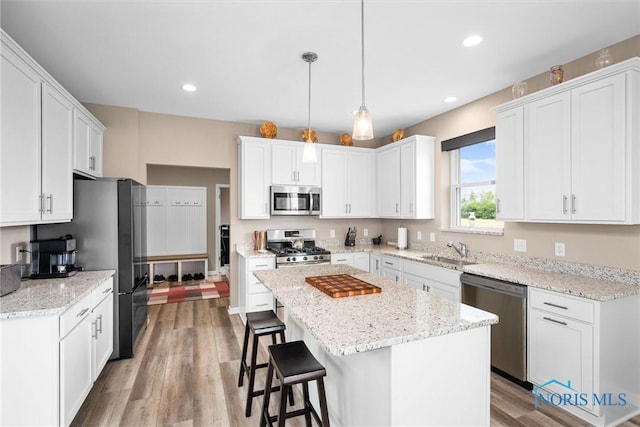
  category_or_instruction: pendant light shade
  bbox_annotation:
[302,51,318,163]
[352,0,374,140]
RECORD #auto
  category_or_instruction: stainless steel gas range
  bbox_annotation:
[266,229,331,267]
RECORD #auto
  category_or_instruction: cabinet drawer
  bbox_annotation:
[380,256,402,271]
[247,292,274,312]
[248,257,275,271]
[404,259,462,286]
[59,293,93,338]
[529,288,594,323]
[247,273,270,294]
[92,277,114,308]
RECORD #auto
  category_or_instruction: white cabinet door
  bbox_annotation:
[381,266,401,282]
[369,253,381,276]
[570,73,626,222]
[347,150,375,217]
[495,107,524,220]
[60,309,93,427]
[0,44,42,225]
[331,253,354,266]
[400,141,416,217]
[166,187,207,254]
[377,145,401,217]
[528,308,594,412]
[238,138,271,219]
[403,272,424,290]
[89,121,103,177]
[525,92,572,221]
[146,186,167,256]
[73,109,91,175]
[272,143,297,185]
[353,252,370,272]
[92,281,114,381]
[41,82,73,223]
[321,148,348,216]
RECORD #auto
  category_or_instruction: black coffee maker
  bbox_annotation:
[30,235,78,279]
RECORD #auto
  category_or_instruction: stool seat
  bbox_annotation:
[238,310,292,417]
[261,340,330,427]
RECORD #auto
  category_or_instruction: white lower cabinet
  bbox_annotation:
[0,276,114,427]
[370,253,381,275]
[380,256,402,283]
[331,252,370,272]
[527,287,640,425]
[331,253,354,266]
[239,255,275,323]
[402,260,462,302]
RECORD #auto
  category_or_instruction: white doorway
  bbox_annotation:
[215,184,230,274]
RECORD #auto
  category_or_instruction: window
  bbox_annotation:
[443,128,503,231]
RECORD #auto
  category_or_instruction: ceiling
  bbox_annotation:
[1,1,638,138]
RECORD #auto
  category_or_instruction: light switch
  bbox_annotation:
[429,232,435,242]
[330,229,335,238]
[363,228,369,237]
[416,231,422,240]
[514,239,527,252]
[555,242,565,257]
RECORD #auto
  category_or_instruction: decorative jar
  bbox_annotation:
[550,65,564,85]
[595,48,613,69]
[511,81,528,99]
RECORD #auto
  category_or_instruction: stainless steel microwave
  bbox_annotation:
[270,185,321,216]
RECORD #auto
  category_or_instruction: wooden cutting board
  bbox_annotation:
[305,274,382,298]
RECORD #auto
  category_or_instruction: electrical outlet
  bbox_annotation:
[429,232,435,242]
[514,239,527,252]
[363,228,369,237]
[416,231,422,240]
[15,246,22,263]
[330,229,335,238]
[555,242,565,257]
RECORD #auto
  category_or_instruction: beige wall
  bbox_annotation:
[381,35,640,270]
[147,165,230,271]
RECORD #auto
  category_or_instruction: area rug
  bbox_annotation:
[147,281,230,305]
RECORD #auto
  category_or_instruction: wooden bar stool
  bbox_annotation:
[260,340,330,427]
[238,310,292,417]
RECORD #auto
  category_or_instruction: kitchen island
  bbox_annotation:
[254,264,498,426]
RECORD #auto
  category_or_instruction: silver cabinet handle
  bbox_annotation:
[346,203,349,214]
[496,198,501,214]
[571,194,576,214]
[375,259,379,269]
[422,284,431,292]
[562,195,568,214]
[39,194,45,213]
[77,307,90,317]
[395,203,399,214]
[254,264,269,268]
[92,320,98,339]
[384,261,393,266]
[543,316,568,326]
[102,287,111,294]
[45,194,53,213]
[543,301,568,310]
[410,202,413,214]
[97,314,103,334]
[256,303,269,307]
[349,203,352,214]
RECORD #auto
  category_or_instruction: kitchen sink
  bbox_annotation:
[421,255,476,266]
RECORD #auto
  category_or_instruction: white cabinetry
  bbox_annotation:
[331,252,354,266]
[402,260,461,302]
[528,287,640,424]
[370,253,381,275]
[321,146,375,218]
[330,252,370,271]
[380,255,402,282]
[91,279,114,381]
[146,186,207,256]
[237,137,271,219]
[239,255,275,323]
[377,135,435,219]
[73,108,104,178]
[496,57,640,224]
[271,140,320,186]
[495,107,524,220]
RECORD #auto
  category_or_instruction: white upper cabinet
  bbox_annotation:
[0,29,105,227]
[74,108,104,178]
[496,57,640,224]
[495,107,524,220]
[377,135,435,219]
[237,136,271,219]
[321,146,375,218]
[271,140,320,186]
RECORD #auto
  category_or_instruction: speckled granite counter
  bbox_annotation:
[0,270,115,319]
[462,263,639,301]
[254,264,498,356]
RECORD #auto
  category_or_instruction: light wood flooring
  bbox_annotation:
[71,298,640,427]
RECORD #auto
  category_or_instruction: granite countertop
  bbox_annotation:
[254,264,498,356]
[462,263,639,301]
[0,270,116,320]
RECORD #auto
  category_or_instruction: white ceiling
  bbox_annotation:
[1,0,639,138]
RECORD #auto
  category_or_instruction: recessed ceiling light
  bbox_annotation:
[462,35,483,47]
[182,83,197,92]
[444,96,457,103]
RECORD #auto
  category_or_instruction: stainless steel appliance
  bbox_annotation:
[267,229,331,267]
[461,273,528,384]
[29,236,78,278]
[0,264,21,296]
[35,178,148,359]
[270,185,320,216]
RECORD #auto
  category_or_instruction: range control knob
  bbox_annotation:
[303,256,308,261]
[286,257,291,262]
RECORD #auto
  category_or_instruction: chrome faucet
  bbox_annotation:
[447,241,467,258]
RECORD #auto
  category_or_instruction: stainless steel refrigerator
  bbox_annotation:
[36,178,148,359]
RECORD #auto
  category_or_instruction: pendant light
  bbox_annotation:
[352,0,373,140]
[302,51,318,163]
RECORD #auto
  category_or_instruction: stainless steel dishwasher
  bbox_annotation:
[461,273,528,383]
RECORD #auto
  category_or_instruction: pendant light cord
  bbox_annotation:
[308,58,312,135]
[360,0,365,107]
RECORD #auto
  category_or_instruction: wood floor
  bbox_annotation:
[71,298,640,427]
